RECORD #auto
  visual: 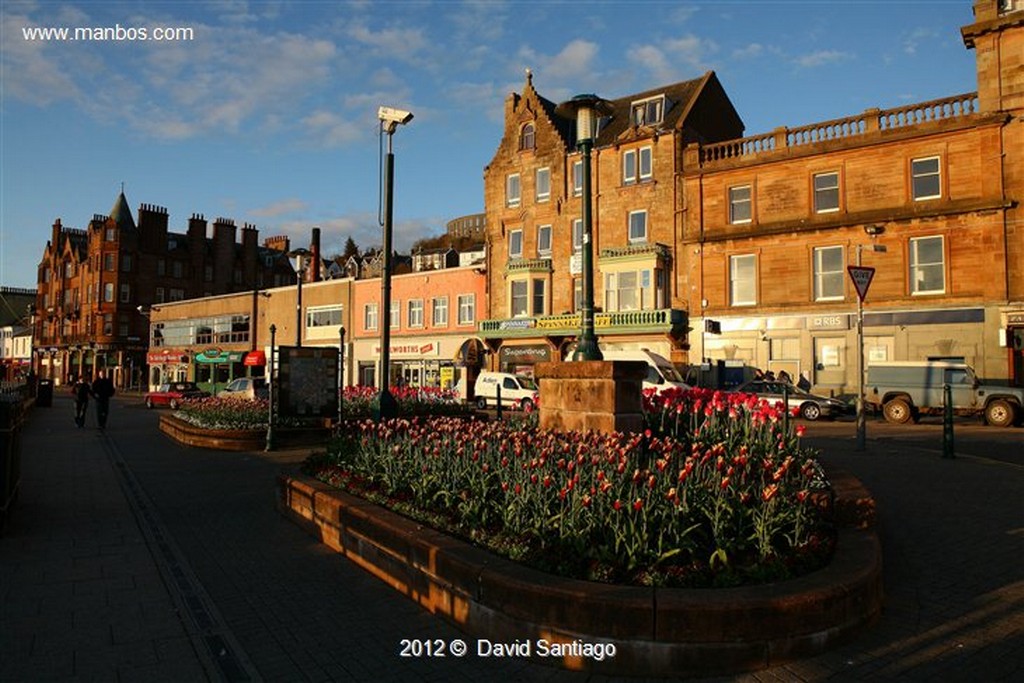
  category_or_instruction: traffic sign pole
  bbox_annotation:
[849,263,876,451]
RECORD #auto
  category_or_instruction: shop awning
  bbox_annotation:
[453,338,485,366]
[243,350,267,366]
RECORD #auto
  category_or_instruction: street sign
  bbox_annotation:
[848,266,876,301]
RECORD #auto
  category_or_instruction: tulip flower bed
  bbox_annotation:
[306,388,835,588]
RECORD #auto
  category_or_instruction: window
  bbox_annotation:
[623,147,653,185]
[408,299,424,328]
[169,288,184,301]
[813,246,845,301]
[155,287,165,304]
[628,210,648,243]
[306,304,342,328]
[814,172,840,213]
[157,259,166,276]
[506,174,521,207]
[173,261,184,278]
[909,236,945,294]
[119,283,130,303]
[631,96,665,126]
[535,167,550,202]
[572,160,583,196]
[532,279,546,316]
[604,269,660,312]
[233,268,242,284]
[105,228,115,242]
[537,225,552,256]
[912,157,941,200]
[119,321,129,337]
[204,265,214,282]
[508,229,523,259]
[104,253,115,271]
[457,294,475,325]
[730,254,757,306]
[510,280,528,317]
[103,314,113,335]
[432,297,448,327]
[390,302,400,329]
[572,218,583,253]
[64,262,74,278]
[103,283,114,303]
[729,185,752,224]
[520,123,535,151]
[364,303,378,331]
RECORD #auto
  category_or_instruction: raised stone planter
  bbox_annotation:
[159,414,330,451]
[276,468,882,677]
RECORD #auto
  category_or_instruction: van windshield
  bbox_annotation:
[659,364,684,382]
[517,376,538,390]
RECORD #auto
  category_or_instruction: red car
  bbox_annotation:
[144,381,209,409]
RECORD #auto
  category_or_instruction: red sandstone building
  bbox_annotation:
[33,192,296,387]
[481,0,1024,388]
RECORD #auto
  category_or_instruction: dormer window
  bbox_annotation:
[519,123,536,151]
[631,95,665,127]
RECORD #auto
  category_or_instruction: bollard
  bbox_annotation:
[496,383,503,421]
[942,383,955,459]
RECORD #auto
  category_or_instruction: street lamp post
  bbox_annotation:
[338,325,345,425]
[288,248,311,347]
[556,94,613,361]
[265,324,276,451]
[854,234,887,451]
[376,105,414,420]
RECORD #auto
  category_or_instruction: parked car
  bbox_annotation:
[473,371,538,410]
[867,361,1023,427]
[218,377,268,400]
[732,380,849,421]
[144,381,209,409]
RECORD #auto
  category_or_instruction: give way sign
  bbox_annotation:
[847,266,876,301]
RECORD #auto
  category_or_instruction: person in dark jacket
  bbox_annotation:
[90,370,116,430]
[70,375,90,427]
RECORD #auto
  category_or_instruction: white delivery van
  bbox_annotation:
[473,371,539,410]
[599,349,691,394]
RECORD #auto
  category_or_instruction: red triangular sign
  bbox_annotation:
[848,266,876,301]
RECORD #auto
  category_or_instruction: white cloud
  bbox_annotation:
[902,27,939,55]
[300,110,366,148]
[517,39,599,87]
[346,22,428,63]
[250,198,308,218]
[732,43,764,60]
[627,34,716,84]
[793,50,851,68]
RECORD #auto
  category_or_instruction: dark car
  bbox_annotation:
[732,380,850,421]
[144,381,209,409]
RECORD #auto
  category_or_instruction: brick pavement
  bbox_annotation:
[1,396,1021,682]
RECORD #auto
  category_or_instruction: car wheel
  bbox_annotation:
[145,397,154,409]
[883,398,913,424]
[476,396,488,410]
[520,398,534,412]
[984,399,1016,428]
[169,399,179,410]
[800,402,822,421]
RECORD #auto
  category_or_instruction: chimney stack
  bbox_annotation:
[310,227,321,282]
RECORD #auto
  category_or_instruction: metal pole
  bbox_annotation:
[573,136,602,361]
[295,267,303,347]
[377,133,397,420]
[943,383,955,459]
[265,324,276,452]
[855,245,866,452]
[338,326,345,425]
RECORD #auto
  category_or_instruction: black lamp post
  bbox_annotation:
[555,94,613,361]
[265,323,276,451]
[376,105,414,420]
[288,248,311,347]
[338,325,345,424]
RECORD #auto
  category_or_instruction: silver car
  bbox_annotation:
[218,377,268,400]
[733,380,850,421]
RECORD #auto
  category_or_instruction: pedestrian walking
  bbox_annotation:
[91,370,116,430]
[70,375,90,427]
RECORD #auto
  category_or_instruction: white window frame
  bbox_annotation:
[408,299,424,328]
[103,282,114,303]
[432,297,448,327]
[730,254,757,306]
[909,235,946,295]
[537,224,552,257]
[572,218,583,253]
[813,246,845,301]
[510,280,529,318]
[508,229,523,259]
[572,160,583,197]
[628,210,648,243]
[390,301,400,329]
[623,149,637,185]
[364,303,379,331]
[631,95,665,126]
[306,304,343,340]
[911,156,941,201]
[119,283,130,303]
[535,167,550,202]
[813,172,840,213]
[532,278,546,316]
[506,173,521,207]
[729,185,752,224]
[457,294,475,325]
[639,146,652,181]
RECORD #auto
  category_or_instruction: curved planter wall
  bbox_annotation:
[276,470,883,677]
[159,414,329,451]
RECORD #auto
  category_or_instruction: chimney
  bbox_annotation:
[51,218,62,249]
[310,227,321,282]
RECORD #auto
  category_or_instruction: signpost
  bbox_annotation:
[849,263,878,451]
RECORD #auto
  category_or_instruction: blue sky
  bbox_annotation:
[1,1,979,289]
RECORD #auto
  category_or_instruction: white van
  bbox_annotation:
[599,349,691,394]
[473,371,539,410]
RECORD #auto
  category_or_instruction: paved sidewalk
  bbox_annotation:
[1,397,1021,682]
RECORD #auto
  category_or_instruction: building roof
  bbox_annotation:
[108,191,136,231]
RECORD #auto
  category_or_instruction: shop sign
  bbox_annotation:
[499,345,551,364]
[372,341,439,357]
[1008,313,1024,325]
[807,315,850,330]
[499,319,535,330]
[147,349,190,364]
[194,349,244,364]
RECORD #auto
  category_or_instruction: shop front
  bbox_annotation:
[194,348,245,395]
[146,349,190,391]
[352,337,473,392]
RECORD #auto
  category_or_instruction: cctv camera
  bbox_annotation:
[378,106,414,125]
[136,305,145,313]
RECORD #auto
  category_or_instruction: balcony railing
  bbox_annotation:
[696,92,979,167]
[480,308,685,339]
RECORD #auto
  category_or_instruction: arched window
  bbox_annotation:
[519,123,535,150]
